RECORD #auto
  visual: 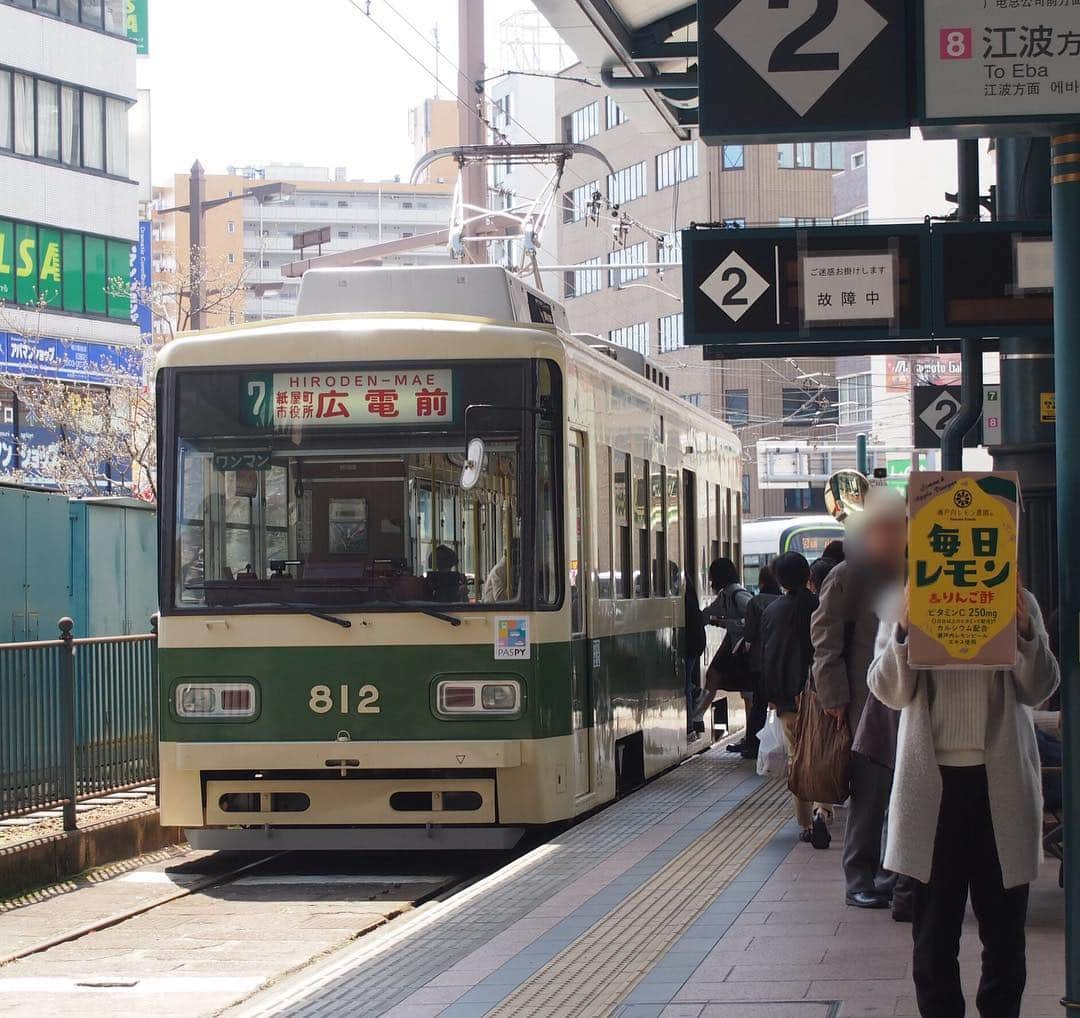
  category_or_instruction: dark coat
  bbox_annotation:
[684,581,707,659]
[743,591,780,680]
[760,588,819,713]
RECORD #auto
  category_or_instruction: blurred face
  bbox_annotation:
[863,514,907,574]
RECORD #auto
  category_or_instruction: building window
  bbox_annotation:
[562,180,599,224]
[777,141,845,170]
[564,256,603,299]
[608,241,647,287]
[337,230,349,238]
[741,474,751,513]
[838,373,873,424]
[723,389,750,427]
[656,142,698,190]
[782,386,839,427]
[658,312,684,353]
[683,393,703,408]
[0,72,10,151]
[852,151,866,169]
[226,221,236,234]
[563,100,600,143]
[609,321,649,356]
[658,232,682,265]
[722,144,744,170]
[226,252,236,264]
[492,93,512,130]
[4,0,128,36]
[261,259,270,269]
[35,79,59,161]
[0,66,127,176]
[607,161,646,205]
[605,96,627,128]
[784,487,826,513]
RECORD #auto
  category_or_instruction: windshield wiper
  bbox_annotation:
[368,600,463,627]
[220,601,353,629]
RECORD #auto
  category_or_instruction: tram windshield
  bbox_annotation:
[168,361,559,611]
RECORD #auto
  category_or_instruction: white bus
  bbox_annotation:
[742,515,844,592]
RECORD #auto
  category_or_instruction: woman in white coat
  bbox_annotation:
[868,586,1059,1018]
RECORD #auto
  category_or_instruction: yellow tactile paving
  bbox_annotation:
[487,779,794,1018]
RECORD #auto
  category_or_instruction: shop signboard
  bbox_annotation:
[907,471,1019,668]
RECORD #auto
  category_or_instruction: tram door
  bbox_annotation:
[568,431,594,798]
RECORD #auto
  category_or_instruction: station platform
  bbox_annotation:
[229,746,1066,1018]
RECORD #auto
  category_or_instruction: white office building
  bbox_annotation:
[0,1,140,479]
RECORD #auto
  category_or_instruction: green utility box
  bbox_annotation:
[68,498,158,637]
[0,484,72,642]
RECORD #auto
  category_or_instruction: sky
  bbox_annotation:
[139,0,543,186]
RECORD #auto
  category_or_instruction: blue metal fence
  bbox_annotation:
[0,618,157,827]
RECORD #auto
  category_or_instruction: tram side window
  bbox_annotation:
[634,457,650,598]
[569,437,586,635]
[666,468,681,595]
[596,444,613,599]
[651,461,666,597]
[537,431,559,605]
[614,452,632,599]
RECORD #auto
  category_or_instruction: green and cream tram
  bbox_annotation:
[155,266,742,849]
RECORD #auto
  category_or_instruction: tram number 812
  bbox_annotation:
[309,684,381,715]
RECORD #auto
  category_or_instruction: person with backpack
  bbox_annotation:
[759,552,831,849]
[691,558,753,724]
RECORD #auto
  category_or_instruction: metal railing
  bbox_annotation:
[0,618,158,830]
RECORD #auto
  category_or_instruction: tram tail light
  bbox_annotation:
[175,682,257,718]
[436,678,521,716]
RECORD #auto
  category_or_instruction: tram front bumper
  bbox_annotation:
[159,739,523,828]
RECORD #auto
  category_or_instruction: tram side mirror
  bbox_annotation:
[460,438,485,491]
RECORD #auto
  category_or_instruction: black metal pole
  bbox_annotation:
[58,617,76,832]
[992,137,1057,614]
[941,140,984,470]
[189,159,205,331]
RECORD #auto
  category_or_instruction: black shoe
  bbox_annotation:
[739,743,759,760]
[725,740,747,754]
[810,813,831,850]
[892,905,913,923]
[799,827,813,843]
[846,891,890,909]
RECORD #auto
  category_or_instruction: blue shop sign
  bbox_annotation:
[0,333,143,385]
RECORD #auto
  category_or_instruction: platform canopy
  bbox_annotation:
[532,0,695,142]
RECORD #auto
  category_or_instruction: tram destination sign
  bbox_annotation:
[697,0,910,143]
[684,224,932,356]
[931,221,1053,338]
[240,368,455,428]
[919,0,1080,135]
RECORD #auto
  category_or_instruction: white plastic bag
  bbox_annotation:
[756,709,787,779]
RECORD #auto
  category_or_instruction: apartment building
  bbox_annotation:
[0,0,140,482]
[153,163,456,327]
[554,67,844,517]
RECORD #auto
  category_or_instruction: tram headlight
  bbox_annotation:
[435,678,522,716]
[481,683,518,711]
[175,682,257,719]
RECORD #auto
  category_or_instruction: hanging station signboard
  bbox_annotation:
[696,2,1080,144]
[685,224,932,359]
[931,221,1054,338]
[919,0,1080,136]
[697,0,911,143]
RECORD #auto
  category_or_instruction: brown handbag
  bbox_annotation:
[787,681,852,805]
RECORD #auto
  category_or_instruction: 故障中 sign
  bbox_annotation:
[241,369,455,428]
[920,0,1080,134]
[698,0,910,143]
[684,224,930,354]
[907,471,1019,668]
